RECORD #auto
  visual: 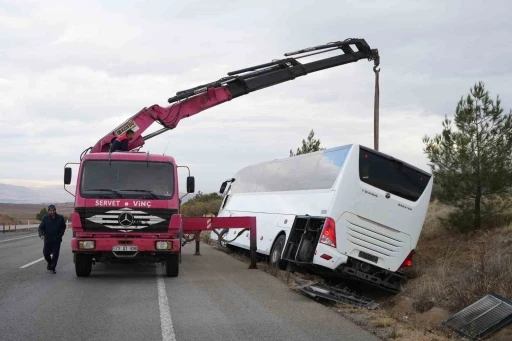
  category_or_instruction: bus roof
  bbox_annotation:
[228,143,431,195]
[242,143,355,170]
[230,144,355,194]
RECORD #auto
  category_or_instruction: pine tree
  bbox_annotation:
[423,81,512,230]
[289,129,325,157]
[36,207,48,220]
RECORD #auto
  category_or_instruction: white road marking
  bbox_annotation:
[157,266,177,341]
[20,257,45,269]
[0,233,38,243]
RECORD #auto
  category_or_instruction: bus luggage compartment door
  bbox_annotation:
[282,216,326,264]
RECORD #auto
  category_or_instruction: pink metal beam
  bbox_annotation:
[182,216,257,269]
[91,87,232,153]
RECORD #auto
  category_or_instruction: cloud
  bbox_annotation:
[1,0,511,196]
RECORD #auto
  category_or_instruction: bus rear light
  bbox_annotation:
[319,218,336,248]
[400,250,414,269]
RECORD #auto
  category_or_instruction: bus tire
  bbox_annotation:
[269,234,287,270]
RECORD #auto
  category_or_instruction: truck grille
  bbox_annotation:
[345,219,404,258]
[75,207,178,233]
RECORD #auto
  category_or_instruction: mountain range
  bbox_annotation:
[0,183,192,204]
[0,183,71,204]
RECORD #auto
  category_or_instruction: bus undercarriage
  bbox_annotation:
[281,215,407,293]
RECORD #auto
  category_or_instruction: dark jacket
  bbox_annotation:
[38,214,66,243]
[109,135,130,152]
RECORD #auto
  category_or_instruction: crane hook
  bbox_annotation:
[373,53,380,73]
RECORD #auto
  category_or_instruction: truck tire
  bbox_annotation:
[165,254,179,277]
[75,254,92,277]
[269,234,287,270]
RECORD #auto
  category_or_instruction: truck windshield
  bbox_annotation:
[359,146,431,202]
[80,160,175,199]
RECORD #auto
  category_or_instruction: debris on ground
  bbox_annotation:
[297,281,380,310]
[442,293,512,340]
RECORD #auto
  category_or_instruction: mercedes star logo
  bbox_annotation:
[385,193,391,199]
[118,212,135,226]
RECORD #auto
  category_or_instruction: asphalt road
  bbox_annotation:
[0,231,379,341]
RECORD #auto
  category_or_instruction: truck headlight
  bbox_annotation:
[78,241,95,249]
[156,241,173,250]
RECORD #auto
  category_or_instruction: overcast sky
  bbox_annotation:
[1,0,511,195]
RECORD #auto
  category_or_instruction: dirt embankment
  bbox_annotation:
[201,201,512,341]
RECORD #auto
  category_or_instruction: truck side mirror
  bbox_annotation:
[219,181,227,194]
[64,167,72,185]
[187,176,195,193]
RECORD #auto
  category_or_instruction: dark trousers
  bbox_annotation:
[43,241,61,270]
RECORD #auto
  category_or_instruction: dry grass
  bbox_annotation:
[0,203,74,224]
[372,317,396,328]
[335,301,455,341]
[199,231,212,244]
[0,213,16,225]
[418,201,455,241]
[396,200,512,340]
[404,201,512,314]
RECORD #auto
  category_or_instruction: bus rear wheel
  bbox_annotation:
[269,234,287,270]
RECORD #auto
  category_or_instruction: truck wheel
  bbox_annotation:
[165,254,179,277]
[75,254,92,277]
[269,234,287,270]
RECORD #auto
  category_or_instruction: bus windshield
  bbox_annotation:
[80,160,175,199]
[359,147,431,201]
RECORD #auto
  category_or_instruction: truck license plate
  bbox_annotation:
[113,245,138,252]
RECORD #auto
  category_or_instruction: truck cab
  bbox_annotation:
[64,151,195,277]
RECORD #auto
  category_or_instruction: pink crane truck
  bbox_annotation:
[63,38,380,277]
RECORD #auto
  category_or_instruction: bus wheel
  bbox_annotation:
[269,234,287,270]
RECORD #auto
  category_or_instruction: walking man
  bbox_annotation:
[38,204,67,274]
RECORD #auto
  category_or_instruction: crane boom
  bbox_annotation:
[89,38,379,154]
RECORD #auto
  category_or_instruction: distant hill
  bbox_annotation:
[0,183,195,204]
[0,183,71,204]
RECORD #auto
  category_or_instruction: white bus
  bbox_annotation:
[211,144,433,292]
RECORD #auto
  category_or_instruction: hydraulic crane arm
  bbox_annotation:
[89,38,379,154]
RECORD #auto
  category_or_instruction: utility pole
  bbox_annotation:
[373,58,380,151]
